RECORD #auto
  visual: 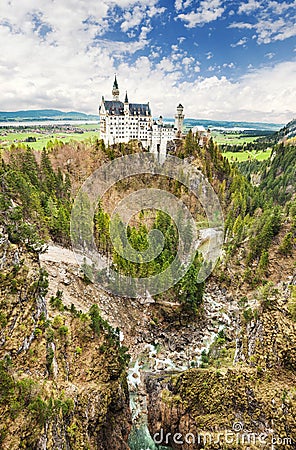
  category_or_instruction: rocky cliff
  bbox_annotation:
[146,366,296,449]
[0,235,131,449]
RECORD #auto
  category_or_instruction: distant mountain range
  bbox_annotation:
[0,109,100,122]
[0,109,285,132]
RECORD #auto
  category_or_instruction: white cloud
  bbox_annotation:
[177,0,225,27]
[229,22,254,30]
[265,52,275,59]
[117,60,296,123]
[121,6,145,32]
[0,0,165,113]
[156,57,176,73]
[268,1,296,14]
[222,62,235,68]
[0,0,295,124]
[255,18,296,44]
[206,51,213,59]
[182,56,195,71]
[175,0,183,11]
[231,37,248,47]
[231,0,296,44]
[174,0,192,12]
[238,0,261,15]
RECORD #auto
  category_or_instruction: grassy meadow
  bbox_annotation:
[212,130,272,162]
[0,124,100,151]
[221,149,272,162]
[211,130,264,145]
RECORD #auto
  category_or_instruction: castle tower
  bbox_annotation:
[174,104,184,138]
[112,75,120,101]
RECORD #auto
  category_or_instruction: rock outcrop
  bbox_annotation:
[146,367,296,449]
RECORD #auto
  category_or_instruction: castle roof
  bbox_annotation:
[103,101,124,115]
[103,100,151,116]
[129,103,151,115]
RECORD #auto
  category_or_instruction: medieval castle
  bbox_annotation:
[99,76,209,158]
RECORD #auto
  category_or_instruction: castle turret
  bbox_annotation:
[112,75,120,101]
[174,103,184,138]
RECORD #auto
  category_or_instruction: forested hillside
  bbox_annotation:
[1,133,295,314]
[0,130,295,449]
[239,143,296,204]
[266,118,296,144]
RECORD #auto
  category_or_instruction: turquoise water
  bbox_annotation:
[128,423,172,450]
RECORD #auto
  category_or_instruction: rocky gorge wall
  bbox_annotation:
[145,366,296,450]
[0,236,131,449]
[144,274,296,450]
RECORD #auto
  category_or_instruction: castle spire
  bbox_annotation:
[112,74,120,101]
[113,75,118,90]
[124,91,129,103]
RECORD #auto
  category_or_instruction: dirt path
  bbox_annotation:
[40,244,79,265]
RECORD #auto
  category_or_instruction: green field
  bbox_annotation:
[222,149,272,162]
[0,125,100,150]
[211,131,263,145]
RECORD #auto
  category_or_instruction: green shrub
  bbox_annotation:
[243,307,254,323]
[58,325,69,336]
[49,290,64,311]
[279,232,294,255]
[89,304,103,336]
[34,327,42,338]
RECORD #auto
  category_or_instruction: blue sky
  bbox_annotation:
[0,0,295,122]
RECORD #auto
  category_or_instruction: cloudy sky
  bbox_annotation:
[0,0,295,123]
